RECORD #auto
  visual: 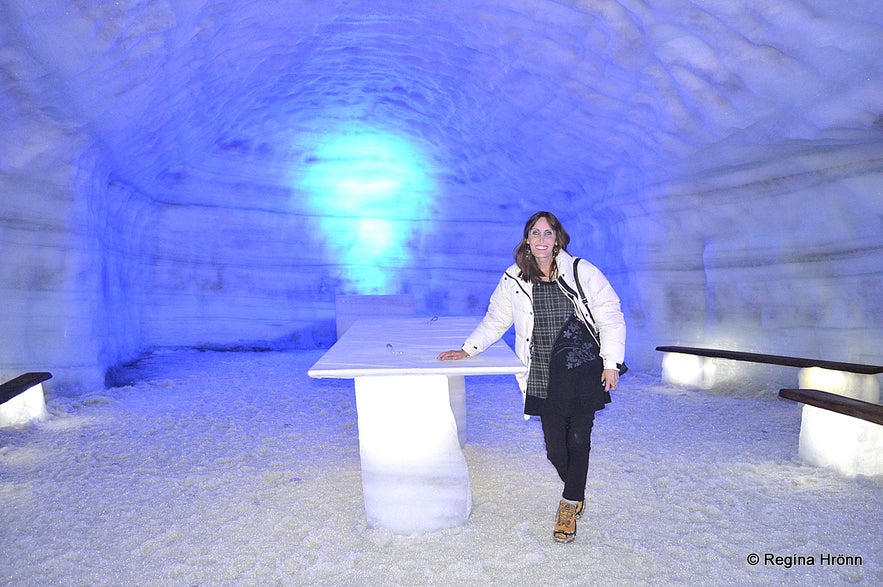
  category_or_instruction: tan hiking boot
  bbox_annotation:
[553,500,577,543]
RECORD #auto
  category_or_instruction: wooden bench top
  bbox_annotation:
[779,388,883,426]
[655,346,883,375]
[0,372,53,405]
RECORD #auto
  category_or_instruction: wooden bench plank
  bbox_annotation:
[779,388,883,426]
[655,346,883,375]
[0,372,53,405]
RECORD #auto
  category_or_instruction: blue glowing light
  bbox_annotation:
[298,127,434,293]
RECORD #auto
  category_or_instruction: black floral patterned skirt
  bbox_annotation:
[544,314,611,415]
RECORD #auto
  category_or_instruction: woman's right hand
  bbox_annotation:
[437,349,469,361]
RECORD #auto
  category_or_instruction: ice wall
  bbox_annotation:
[625,139,883,367]
[0,1,881,390]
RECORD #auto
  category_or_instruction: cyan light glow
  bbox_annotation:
[298,127,435,293]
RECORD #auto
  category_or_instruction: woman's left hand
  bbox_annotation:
[601,369,619,391]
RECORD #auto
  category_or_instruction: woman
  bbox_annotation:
[438,211,626,543]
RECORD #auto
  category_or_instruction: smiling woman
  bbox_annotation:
[297,126,436,293]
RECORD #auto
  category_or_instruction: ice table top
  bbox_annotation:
[308,316,527,379]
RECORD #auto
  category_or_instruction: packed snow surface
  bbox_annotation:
[1,349,880,586]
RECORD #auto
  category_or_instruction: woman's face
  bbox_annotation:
[527,217,557,263]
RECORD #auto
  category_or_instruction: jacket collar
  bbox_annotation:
[555,250,577,285]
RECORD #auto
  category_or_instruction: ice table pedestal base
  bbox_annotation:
[355,374,470,533]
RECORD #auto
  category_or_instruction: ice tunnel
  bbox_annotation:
[0,0,881,389]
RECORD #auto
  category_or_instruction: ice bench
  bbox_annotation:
[655,346,882,477]
[778,388,883,477]
[0,372,52,427]
[654,346,883,375]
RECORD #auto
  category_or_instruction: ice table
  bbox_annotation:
[308,316,526,534]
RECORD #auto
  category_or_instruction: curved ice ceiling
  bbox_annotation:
[7,0,879,195]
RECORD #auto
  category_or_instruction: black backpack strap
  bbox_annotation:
[573,257,629,375]
[572,257,596,324]
[571,258,600,346]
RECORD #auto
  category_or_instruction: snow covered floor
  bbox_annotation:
[1,349,880,586]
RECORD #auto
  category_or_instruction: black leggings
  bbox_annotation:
[541,411,596,502]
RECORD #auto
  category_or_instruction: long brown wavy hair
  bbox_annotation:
[513,211,571,283]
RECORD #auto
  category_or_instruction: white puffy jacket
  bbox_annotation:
[461,250,626,393]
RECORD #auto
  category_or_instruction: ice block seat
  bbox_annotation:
[308,316,526,534]
[778,388,883,477]
[0,372,52,427]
